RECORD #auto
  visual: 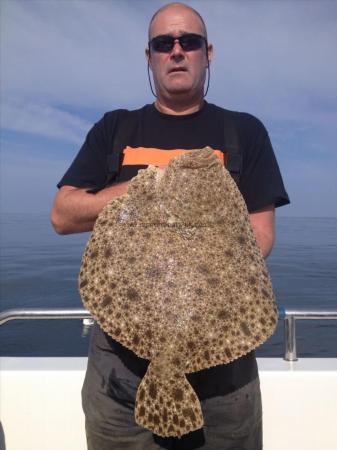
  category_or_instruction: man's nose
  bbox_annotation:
[170,39,185,57]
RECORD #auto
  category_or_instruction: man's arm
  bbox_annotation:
[50,182,129,235]
[249,204,275,258]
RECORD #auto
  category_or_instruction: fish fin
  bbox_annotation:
[135,361,204,438]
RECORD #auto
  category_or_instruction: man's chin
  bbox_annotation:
[166,85,192,95]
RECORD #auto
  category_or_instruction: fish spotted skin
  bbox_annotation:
[79,147,278,437]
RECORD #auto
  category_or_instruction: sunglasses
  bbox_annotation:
[149,33,207,53]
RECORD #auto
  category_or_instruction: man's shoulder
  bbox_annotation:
[90,105,150,136]
[101,104,150,121]
[207,102,267,134]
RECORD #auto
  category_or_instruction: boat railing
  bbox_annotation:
[278,306,337,361]
[0,307,336,362]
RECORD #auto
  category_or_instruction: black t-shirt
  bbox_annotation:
[58,101,289,398]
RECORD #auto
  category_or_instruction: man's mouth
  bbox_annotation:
[168,67,188,73]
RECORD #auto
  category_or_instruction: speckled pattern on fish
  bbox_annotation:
[79,147,278,438]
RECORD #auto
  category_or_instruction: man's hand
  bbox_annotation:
[249,204,275,258]
[50,181,129,235]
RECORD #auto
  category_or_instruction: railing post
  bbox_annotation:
[81,318,95,337]
[284,315,297,361]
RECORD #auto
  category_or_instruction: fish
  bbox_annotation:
[79,147,278,437]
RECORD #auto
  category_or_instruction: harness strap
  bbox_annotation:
[87,110,139,193]
[106,110,140,180]
[223,117,242,185]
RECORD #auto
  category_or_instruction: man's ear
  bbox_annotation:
[145,48,151,68]
[207,43,213,66]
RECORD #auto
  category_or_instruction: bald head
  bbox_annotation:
[148,2,207,40]
[145,2,212,111]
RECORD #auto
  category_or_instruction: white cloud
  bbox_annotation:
[1,0,336,117]
[202,0,337,123]
[1,98,91,144]
[1,0,337,217]
[0,0,151,109]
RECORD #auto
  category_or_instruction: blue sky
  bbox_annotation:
[1,0,336,217]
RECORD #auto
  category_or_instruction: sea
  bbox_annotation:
[0,213,336,358]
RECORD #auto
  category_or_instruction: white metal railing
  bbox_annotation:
[1,307,336,361]
[0,308,94,337]
[0,308,91,324]
[278,307,337,361]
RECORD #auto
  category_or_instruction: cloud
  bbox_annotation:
[1,0,151,109]
[203,0,337,124]
[2,0,336,118]
[1,98,91,144]
[1,0,336,217]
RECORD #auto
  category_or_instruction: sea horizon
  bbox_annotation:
[0,213,336,358]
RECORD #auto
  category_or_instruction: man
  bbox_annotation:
[51,3,289,449]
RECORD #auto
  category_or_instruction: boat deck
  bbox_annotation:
[1,357,337,450]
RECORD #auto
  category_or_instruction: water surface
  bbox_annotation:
[0,214,336,357]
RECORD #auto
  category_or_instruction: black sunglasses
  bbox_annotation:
[148,33,207,53]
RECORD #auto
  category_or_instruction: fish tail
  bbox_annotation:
[135,361,204,438]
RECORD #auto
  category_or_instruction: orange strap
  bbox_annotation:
[122,146,225,166]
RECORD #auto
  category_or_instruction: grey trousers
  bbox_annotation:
[82,330,263,450]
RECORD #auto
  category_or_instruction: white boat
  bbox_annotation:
[1,308,337,450]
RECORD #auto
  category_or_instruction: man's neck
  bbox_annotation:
[154,97,204,116]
